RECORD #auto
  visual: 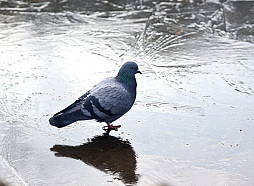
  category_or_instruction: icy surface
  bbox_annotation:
[0,1,254,185]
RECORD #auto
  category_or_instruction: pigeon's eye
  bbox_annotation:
[131,67,134,70]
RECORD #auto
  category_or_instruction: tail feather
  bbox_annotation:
[49,100,90,128]
[49,114,74,128]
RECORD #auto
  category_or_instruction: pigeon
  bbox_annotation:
[49,62,141,132]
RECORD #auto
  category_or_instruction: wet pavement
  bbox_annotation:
[0,0,254,185]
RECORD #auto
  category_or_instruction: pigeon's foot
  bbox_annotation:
[102,124,121,132]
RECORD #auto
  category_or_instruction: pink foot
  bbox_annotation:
[102,124,121,131]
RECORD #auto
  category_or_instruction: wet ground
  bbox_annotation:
[0,0,254,185]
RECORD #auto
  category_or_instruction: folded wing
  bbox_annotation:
[49,79,132,128]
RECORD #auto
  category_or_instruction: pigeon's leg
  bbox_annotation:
[102,122,121,131]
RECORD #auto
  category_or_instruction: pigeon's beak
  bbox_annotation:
[136,70,142,74]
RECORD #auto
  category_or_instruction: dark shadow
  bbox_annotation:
[50,134,139,185]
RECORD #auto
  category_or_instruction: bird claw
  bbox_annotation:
[102,125,121,131]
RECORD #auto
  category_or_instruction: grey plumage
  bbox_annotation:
[49,62,141,130]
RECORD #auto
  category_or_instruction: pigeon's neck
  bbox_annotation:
[116,71,137,88]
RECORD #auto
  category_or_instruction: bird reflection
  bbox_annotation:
[50,134,139,184]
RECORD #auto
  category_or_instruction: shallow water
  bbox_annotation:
[0,0,254,185]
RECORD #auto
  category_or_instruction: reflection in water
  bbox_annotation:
[50,135,139,184]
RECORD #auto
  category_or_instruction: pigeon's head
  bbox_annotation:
[119,62,142,76]
[116,62,141,85]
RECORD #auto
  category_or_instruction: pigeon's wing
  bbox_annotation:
[49,91,93,128]
[53,91,90,117]
[81,81,132,121]
[49,77,133,127]
[93,84,131,114]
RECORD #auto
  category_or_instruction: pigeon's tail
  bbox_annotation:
[49,101,91,128]
[49,114,73,128]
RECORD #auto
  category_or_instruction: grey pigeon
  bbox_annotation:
[49,62,141,131]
